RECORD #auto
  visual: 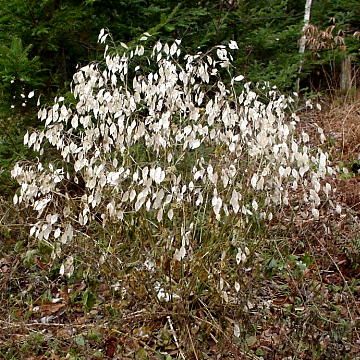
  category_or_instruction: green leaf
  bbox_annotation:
[75,335,86,347]
[23,249,37,267]
[246,335,257,347]
[135,347,149,360]
[164,24,175,32]
[83,290,96,311]
[267,258,277,269]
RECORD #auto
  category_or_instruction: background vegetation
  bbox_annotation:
[0,1,359,359]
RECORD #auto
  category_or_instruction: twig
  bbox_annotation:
[167,315,185,360]
[186,323,199,360]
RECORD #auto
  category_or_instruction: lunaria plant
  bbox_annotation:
[12,30,336,277]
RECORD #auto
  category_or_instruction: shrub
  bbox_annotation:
[12,30,336,282]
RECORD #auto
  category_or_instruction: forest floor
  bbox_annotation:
[0,94,359,360]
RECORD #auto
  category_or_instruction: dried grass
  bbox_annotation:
[298,91,360,213]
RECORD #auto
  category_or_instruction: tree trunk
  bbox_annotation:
[340,55,352,92]
[296,0,313,93]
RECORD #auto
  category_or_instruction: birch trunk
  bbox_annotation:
[296,0,313,93]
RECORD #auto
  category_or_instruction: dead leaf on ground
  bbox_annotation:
[104,336,118,358]
[34,302,66,316]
